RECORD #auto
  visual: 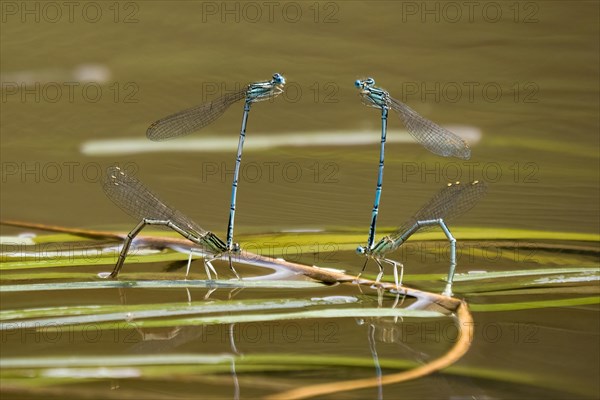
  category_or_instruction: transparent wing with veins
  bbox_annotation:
[387,96,471,160]
[102,166,211,242]
[380,181,487,253]
[146,88,248,141]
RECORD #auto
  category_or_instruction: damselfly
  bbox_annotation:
[354,77,471,256]
[102,166,234,279]
[145,73,286,275]
[356,180,487,296]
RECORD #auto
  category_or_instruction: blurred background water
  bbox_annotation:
[1,0,598,235]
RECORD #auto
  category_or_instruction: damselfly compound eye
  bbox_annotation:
[273,73,285,84]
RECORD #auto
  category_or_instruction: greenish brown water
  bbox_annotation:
[1,1,599,399]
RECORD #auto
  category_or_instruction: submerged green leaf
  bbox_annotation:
[1,296,358,323]
[0,279,323,293]
[454,267,599,282]
[2,228,598,271]
[0,352,590,396]
[1,307,445,332]
[469,296,600,312]
[0,251,185,270]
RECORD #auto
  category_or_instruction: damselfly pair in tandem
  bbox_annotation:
[103,73,285,280]
[102,75,486,297]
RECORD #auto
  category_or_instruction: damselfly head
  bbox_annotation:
[231,242,241,252]
[356,246,367,255]
[272,73,285,85]
[354,78,375,89]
